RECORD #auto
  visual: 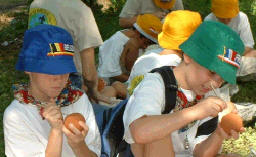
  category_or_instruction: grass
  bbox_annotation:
[0,0,256,156]
[0,0,25,7]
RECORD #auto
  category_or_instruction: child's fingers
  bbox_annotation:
[68,124,81,135]
[43,107,62,120]
[79,121,89,136]
[230,130,240,140]
[218,125,229,138]
[240,127,245,132]
[62,125,72,135]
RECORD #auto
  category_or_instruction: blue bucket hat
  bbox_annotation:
[16,24,77,75]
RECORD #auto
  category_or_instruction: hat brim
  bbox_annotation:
[16,57,77,75]
[133,23,158,43]
[213,9,239,18]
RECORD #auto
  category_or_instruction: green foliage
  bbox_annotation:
[82,0,125,12]
[222,127,256,156]
[0,10,28,43]
[183,0,211,18]
[232,81,256,103]
[108,0,126,12]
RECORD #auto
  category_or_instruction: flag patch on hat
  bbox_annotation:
[47,43,74,56]
[218,46,241,68]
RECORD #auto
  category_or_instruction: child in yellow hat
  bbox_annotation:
[127,10,202,95]
[205,0,256,57]
[98,14,162,84]
[119,0,184,28]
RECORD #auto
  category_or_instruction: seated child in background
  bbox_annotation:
[204,0,256,57]
[3,25,101,157]
[119,0,184,28]
[127,10,202,95]
[123,21,245,157]
[97,14,162,84]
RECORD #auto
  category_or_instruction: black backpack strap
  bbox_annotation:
[151,66,178,114]
[196,116,218,137]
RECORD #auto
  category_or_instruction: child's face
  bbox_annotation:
[216,17,232,25]
[27,72,69,101]
[138,36,154,49]
[183,55,224,95]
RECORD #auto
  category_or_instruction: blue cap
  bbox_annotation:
[16,24,77,75]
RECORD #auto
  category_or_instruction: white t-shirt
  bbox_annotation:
[127,53,181,88]
[123,73,215,157]
[144,47,163,55]
[119,0,184,18]
[4,94,101,157]
[29,0,103,73]
[97,31,130,78]
[204,12,255,48]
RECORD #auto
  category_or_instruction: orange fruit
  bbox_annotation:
[220,113,243,134]
[64,113,85,132]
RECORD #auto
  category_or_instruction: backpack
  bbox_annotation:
[97,66,220,157]
[98,66,178,157]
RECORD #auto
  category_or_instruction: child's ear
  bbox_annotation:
[183,54,192,64]
[24,71,30,75]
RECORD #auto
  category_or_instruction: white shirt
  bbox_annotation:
[123,73,214,157]
[204,12,255,48]
[97,31,130,78]
[127,53,181,89]
[4,94,101,157]
[144,47,163,55]
[29,0,103,73]
[119,0,184,18]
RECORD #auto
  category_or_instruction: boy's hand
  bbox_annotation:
[215,124,245,140]
[90,88,113,104]
[192,96,227,120]
[42,99,63,130]
[62,121,89,148]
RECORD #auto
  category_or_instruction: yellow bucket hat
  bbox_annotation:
[133,14,163,43]
[212,0,239,18]
[158,10,202,50]
[153,0,176,10]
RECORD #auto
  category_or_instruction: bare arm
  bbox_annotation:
[70,142,97,157]
[130,97,226,144]
[119,16,138,28]
[130,107,197,144]
[80,47,98,89]
[80,47,111,103]
[112,73,129,82]
[46,129,63,157]
[193,126,224,157]
[243,47,256,57]
[123,39,140,72]
[119,11,166,28]
[43,104,63,157]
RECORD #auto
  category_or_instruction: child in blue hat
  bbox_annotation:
[3,25,100,157]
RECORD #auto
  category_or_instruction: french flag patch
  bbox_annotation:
[218,46,241,68]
